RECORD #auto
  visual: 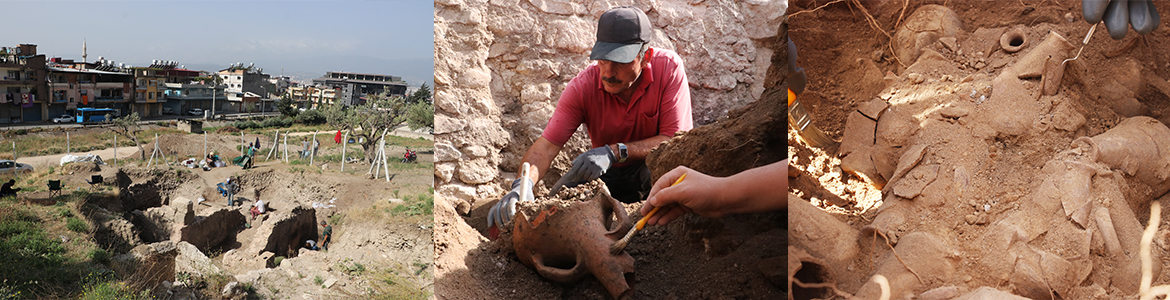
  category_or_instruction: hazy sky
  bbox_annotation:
[5,1,434,85]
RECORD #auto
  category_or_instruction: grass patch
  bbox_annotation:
[66,217,89,233]
[0,127,183,160]
[0,202,80,297]
[313,275,324,286]
[391,192,434,217]
[336,258,366,276]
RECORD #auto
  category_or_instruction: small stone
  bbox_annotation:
[908,73,926,84]
[939,37,958,52]
[963,275,973,282]
[976,214,989,225]
[965,214,978,224]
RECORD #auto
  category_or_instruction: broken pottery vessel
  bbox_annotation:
[513,192,635,299]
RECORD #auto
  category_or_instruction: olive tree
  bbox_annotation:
[323,92,410,163]
[107,112,147,160]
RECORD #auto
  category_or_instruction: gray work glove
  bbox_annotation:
[487,177,535,234]
[1084,0,1160,39]
[550,146,615,195]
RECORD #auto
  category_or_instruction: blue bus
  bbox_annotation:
[76,107,119,123]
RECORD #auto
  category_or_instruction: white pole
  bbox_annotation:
[203,132,207,159]
[266,130,278,161]
[66,132,70,155]
[240,132,245,155]
[12,142,17,182]
[372,142,381,179]
[282,133,288,163]
[158,134,168,166]
[310,130,319,166]
[381,131,389,182]
[341,131,349,172]
[148,134,157,168]
[113,134,117,168]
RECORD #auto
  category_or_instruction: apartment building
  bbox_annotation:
[218,65,272,112]
[47,59,133,117]
[0,44,49,123]
[132,61,199,117]
[311,71,406,106]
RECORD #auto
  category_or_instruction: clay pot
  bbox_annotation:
[512,193,635,299]
[1000,28,1028,53]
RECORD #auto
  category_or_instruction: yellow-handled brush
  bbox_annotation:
[610,173,687,254]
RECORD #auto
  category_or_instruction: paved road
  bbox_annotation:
[0,112,280,130]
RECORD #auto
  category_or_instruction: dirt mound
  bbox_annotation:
[788,1,1170,299]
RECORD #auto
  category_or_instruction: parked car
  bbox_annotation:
[188,108,204,116]
[162,107,174,115]
[0,160,33,177]
[51,114,74,123]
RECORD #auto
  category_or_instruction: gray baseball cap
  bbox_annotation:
[590,6,652,64]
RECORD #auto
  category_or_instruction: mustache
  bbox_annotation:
[602,77,622,84]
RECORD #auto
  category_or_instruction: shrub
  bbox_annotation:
[66,217,88,233]
[88,248,110,265]
[260,117,292,128]
[296,109,326,125]
[216,126,240,134]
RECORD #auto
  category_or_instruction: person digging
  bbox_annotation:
[487,5,693,239]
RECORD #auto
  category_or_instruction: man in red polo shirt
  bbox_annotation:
[488,6,693,232]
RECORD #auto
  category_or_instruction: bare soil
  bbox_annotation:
[788,0,1170,299]
[434,26,787,300]
[12,128,435,298]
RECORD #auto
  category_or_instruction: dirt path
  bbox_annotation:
[15,147,139,170]
[13,125,431,171]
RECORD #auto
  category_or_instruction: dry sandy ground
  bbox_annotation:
[11,127,435,299]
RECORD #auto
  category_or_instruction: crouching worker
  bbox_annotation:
[250,199,267,220]
[0,179,20,197]
[304,240,319,251]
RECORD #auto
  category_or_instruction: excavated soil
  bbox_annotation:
[15,130,434,298]
[434,24,787,300]
[789,0,1170,299]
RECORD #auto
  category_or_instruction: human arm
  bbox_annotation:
[607,135,671,164]
[640,159,788,226]
[519,137,562,183]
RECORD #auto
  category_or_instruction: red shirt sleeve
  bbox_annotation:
[541,68,591,147]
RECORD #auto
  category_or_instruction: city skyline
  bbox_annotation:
[5,1,434,86]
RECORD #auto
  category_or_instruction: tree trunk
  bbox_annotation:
[132,136,146,160]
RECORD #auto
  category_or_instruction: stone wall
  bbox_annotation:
[434,0,785,204]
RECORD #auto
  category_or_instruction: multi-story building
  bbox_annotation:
[311,71,407,106]
[162,83,216,114]
[288,85,338,109]
[0,44,48,123]
[47,58,133,117]
[132,60,199,117]
[218,65,271,112]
